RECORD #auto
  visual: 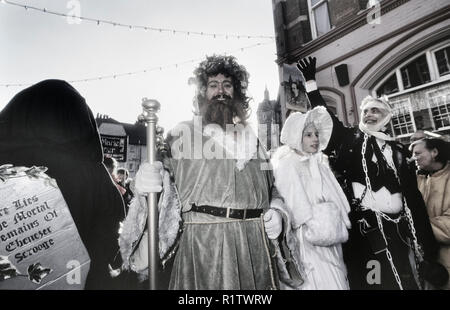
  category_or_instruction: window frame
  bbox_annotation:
[431,43,450,78]
[376,72,399,97]
[426,85,450,131]
[389,97,416,138]
[371,41,450,139]
[399,53,432,90]
[373,40,450,98]
[307,0,332,39]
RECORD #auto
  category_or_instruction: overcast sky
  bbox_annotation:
[0,0,280,131]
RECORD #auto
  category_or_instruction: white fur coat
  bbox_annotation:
[271,146,351,246]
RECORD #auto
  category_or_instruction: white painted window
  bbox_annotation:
[400,54,431,90]
[308,0,331,38]
[376,73,399,97]
[372,41,450,138]
[375,41,450,96]
[427,86,450,130]
[434,45,450,77]
[389,98,416,137]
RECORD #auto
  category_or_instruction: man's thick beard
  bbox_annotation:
[201,98,246,129]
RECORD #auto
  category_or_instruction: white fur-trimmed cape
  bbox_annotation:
[118,169,182,279]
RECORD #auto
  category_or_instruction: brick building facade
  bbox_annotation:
[272,0,450,143]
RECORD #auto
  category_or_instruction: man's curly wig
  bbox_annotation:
[193,55,251,118]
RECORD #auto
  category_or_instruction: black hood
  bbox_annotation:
[0,79,103,163]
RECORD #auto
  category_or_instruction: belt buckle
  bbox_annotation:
[242,209,247,220]
[226,207,231,218]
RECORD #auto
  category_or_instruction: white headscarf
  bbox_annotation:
[358,95,394,141]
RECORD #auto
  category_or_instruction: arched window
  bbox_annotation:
[373,40,450,139]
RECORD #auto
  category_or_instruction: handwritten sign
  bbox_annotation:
[0,166,90,290]
[100,134,128,162]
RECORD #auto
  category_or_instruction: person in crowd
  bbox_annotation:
[116,168,134,211]
[103,155,118,176]
[270,107,351,289]
[103,155,129,208]
[410,130,444,144]
[119,55,282,290]
[296,56,447,290]
[0,79,125,289]
[410,138,450,289]
[410,130,427,143]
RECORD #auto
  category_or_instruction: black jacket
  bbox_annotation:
[306,88,439,265]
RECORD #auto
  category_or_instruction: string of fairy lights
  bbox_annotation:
[0,41,274,87]
[0,0,276,87]
[1,0,274,40]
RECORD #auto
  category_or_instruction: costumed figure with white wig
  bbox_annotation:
[269,107,351,290]
[296,57,448,290]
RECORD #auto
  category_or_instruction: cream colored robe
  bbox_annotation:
[417,162,450,289]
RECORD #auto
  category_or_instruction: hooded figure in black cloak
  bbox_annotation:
[0,80,125,289]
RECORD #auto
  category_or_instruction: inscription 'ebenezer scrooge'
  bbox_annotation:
[0,165,90,289]
[0,195,56,263]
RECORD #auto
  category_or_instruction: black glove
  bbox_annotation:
[418,260,449,288]
[296,56,317,81]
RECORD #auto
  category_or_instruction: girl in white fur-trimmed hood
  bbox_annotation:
[268,106,351,290]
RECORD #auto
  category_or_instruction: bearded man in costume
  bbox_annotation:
[119,55,282,290]
[296,57,448,290]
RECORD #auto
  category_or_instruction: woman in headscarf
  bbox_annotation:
[270,106,351,290]
[0,79,125,289]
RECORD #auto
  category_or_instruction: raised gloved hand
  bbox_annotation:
[296,56,317,81]
[264,209,282,240]
[135,161,163,193]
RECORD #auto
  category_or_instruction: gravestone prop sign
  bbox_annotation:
[0,165,90,289]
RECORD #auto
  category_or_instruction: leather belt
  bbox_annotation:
[191,204,263,220]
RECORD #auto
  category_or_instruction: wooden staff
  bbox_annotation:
[138,98,160,290]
